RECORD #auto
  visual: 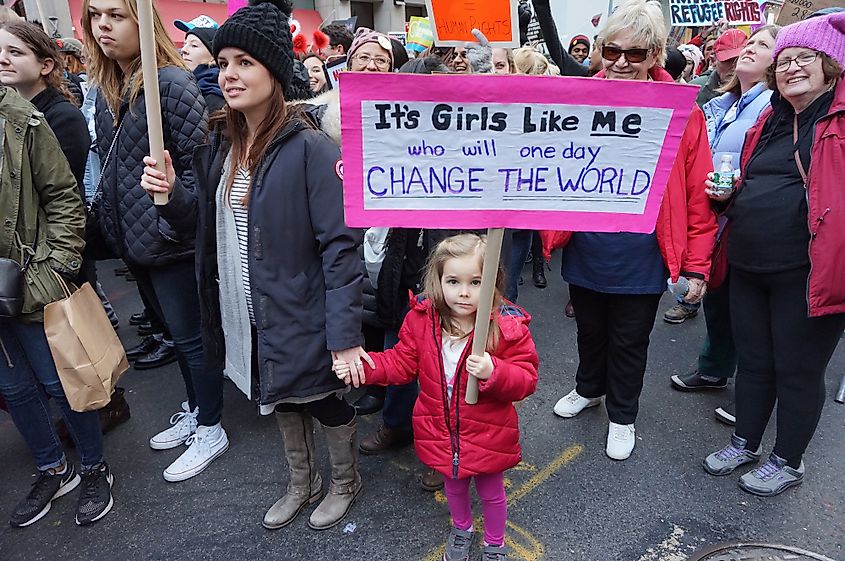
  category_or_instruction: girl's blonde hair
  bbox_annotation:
[81,0,186,118]
[597,0,667,65]
[513,46,550,75]
[421,233,505,351]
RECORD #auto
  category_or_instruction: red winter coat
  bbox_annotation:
[542,66,718,282]
[364,297,539,479]
[726,79,845,317]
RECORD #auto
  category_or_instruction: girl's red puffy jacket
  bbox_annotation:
[364,296,539,479]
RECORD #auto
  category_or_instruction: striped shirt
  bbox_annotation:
[230,167,254,323]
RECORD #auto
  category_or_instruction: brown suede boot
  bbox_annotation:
[263,411,323,530]
[308,417,362,530]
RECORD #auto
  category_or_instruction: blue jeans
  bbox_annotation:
[0,321,104,470]
[131,260,223,427]
[381,328,418,431]
[506,230,533,302]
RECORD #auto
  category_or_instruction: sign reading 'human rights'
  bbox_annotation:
[339,73,698,233]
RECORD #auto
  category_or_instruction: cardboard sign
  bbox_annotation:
[407,16,434,52]
[324,56,347,91]
[339,73,699,233]
[425,0,519,47]
[330,16,358,32]
[388,31,407,45]
[669,0,763,26]
[777,0,844,24]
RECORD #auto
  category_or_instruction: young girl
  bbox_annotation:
[335,233,539,561]
[82,0,225,482]
[141,0,367,531]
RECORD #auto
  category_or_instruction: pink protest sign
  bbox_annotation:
[228,0,247,16]
[339,73,699,233]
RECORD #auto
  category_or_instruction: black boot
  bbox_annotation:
[532,258,547,288]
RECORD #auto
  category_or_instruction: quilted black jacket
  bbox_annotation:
[94,66,207,267]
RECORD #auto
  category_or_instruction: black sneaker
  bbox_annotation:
[75,463,114,526]
[11,465,80,527]
[125,334,163,361]
[715,402,736,426]
[670,370,728,392]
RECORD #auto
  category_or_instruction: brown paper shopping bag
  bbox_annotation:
[43,272,129,412]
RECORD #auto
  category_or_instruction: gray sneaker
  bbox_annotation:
[738,453,804,497]
[443,527,474,561]
[703,434,761,476]
[482,544,508,561]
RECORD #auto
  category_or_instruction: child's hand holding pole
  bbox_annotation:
[466,352,493,380]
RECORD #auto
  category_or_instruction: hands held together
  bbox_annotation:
[332,347,374,388]
[333,350,494,386]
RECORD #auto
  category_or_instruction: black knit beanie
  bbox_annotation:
[187,27,216,58]
[212,0,295,95]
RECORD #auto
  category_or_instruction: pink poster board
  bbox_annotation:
[340,73,699,233]
[228,0,246,16]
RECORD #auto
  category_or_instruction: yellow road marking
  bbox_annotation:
[418,444,584,561]
[507,444,583,507]
[506,520,545,561]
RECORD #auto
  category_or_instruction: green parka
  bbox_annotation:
[0,87,84,323]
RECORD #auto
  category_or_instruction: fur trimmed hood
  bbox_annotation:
[290,89,341,145]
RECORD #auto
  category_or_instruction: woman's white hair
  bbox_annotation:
[597,0,667,65]
[513,46,550,75]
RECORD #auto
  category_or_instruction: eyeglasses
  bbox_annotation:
[601,45,650,63]
[775,51,819,73]
[352,53,391,70]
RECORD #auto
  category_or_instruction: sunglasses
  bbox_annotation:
[602,45,650,63]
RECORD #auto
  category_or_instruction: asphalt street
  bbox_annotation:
[1,258,843,561]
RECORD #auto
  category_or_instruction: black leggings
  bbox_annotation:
[275,394,355,428]
[731,267,845,467]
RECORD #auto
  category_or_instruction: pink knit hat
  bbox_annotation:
[347,27,394,69]
[773,12,845,71]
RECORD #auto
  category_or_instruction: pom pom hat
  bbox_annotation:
[773,12,845,71]
[212,0,296,95]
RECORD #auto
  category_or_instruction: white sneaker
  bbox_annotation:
[553,388,602,418]
[163,424,229,483]
[149,404,198,450]
[606,422,636,460]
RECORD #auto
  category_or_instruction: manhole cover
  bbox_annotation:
[689,542,838,561]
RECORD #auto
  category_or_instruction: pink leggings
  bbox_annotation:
[442,471,507,546]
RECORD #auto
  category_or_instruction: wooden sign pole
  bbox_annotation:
[137,0,168,206]
[33,0,48,33]
[465,228,505,405]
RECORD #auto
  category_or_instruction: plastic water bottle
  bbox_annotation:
[667,276,689,299]
[713,154,735,195]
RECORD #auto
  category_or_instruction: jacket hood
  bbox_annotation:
[408,293,533,335]
[290,89,341,145]
[193,64,223,100]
